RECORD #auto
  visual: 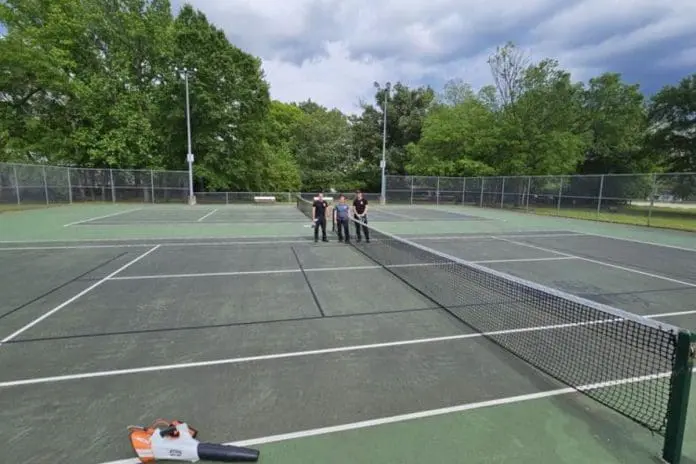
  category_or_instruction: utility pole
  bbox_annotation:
[176,66,197,205]
[374,81,390,205]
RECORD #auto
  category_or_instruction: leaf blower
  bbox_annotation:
[128,419,260,463]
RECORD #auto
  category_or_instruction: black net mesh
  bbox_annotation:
[339,216,682,436]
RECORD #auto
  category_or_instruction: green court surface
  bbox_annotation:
[0,202,695,464]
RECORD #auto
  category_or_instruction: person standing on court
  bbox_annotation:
[352,190,370,243]
[333,194,351,243]
[312,192,329,243]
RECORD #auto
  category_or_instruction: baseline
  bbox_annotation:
[62,208,143,227]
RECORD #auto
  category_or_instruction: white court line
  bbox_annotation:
[413,232,586,241]
[0,245,160,346]
[0,232,585,249]
[0,307,690,389]
[198,208,218,222]
[62,208,143,227]
[100,369,685,464]
[374,209,416,220]
[109,257,576,281]
[0,233,304,244]
[494,237,696,289]
[472,256,578,264]
[0,239,316,251]
[575,231,696,253]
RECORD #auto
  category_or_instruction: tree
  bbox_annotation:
[580,72,651,173]
[496,58,589,175]
[487,41,529,108]
[647,73,696,173]
[292,101,356,191]
[405,93,499,176]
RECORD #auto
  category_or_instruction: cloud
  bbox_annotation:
[176,0,696,113]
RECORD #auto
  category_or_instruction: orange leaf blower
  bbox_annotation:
[128,419,259,462]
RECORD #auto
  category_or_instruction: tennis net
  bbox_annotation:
[346,216,694,463]
[296,195,314,219]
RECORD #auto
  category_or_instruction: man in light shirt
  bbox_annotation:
[333,194,351,244]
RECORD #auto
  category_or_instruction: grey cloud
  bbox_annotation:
[179,0,696,112]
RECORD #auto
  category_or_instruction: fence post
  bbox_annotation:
[526,176,531,211]
[150,170,155,204]
[461,177,466,205]
[648,173,657,227]
[557,177,563,214]
[410,177,414,205]
[479,178,485,207]
[436,176,440,206]
[110,169,116,203]
[42,166,49,205]
[500,177,506,208]
[67,167,73,204]
[13,165,20,205]
[596,175,605,217]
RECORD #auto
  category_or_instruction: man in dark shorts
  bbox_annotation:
[352,190,370,243]
[312,193,329,243]
[333,194,351,243]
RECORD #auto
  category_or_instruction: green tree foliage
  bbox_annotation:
[580,72,651,173]
[647,74,696,173]
[1,8,693,195]
[0,0,274,191]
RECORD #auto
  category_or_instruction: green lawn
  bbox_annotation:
[0,203,66,213]
[525,205,696,232]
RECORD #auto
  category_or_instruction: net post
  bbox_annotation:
[662,330,695,464]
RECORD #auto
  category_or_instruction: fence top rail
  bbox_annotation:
[0,162,188,175]
[387,172,696,179]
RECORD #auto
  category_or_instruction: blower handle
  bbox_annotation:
[198,442,260,462]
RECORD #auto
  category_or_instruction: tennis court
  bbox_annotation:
[0,201,695,464]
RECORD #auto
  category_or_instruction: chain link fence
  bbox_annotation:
[386,173,696,230]
[0,162,190,205]
[3,162,694,230]
[0,162,379,207]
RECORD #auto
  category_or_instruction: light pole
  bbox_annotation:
[175,66,197,205]
[374,81,390,205]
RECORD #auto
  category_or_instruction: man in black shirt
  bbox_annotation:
[312,193,329,243]
[352,190,370,243]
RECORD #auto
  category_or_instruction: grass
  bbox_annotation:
[0,203,66,213]
[526,204,696,232]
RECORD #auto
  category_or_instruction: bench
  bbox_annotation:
[253,196,276,204]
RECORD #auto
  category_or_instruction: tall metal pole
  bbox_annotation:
[184,70,195,205]
[380,83,389,205]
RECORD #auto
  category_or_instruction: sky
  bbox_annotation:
[169,0,696,114]
[2,1,694,115]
